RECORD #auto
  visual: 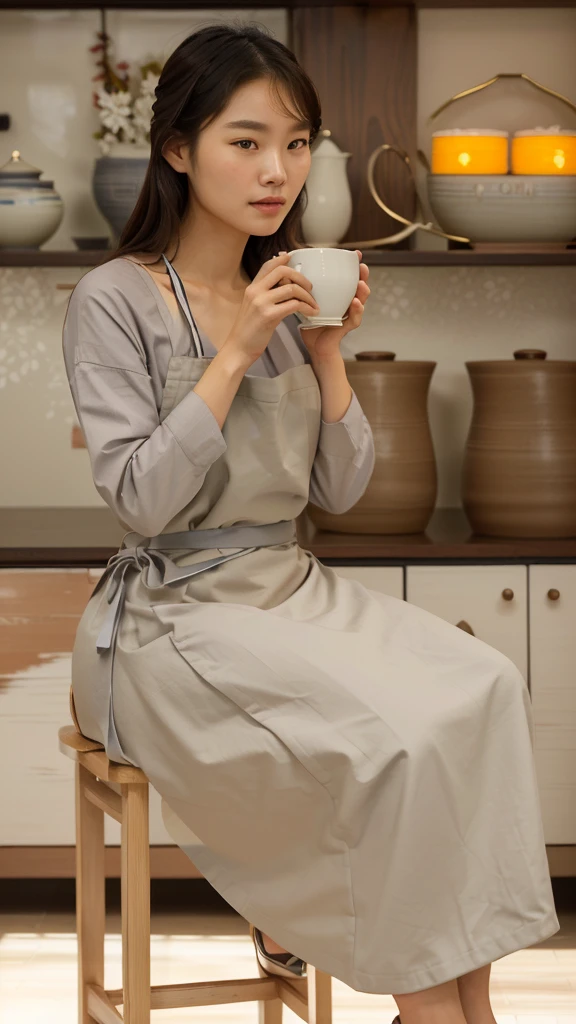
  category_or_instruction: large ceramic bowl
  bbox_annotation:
[427,173,576,243]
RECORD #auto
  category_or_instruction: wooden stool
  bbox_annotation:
[59,722,333,1024]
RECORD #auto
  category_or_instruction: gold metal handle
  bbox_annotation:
[338,143,471,250]
[456,620,475,636]
[502,589,514,601]
[547,589,560,601]
[429,72,576,122]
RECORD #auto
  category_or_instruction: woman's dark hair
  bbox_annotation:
[102,22,322,279]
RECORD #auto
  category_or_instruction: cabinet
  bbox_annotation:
[529,566,576,844]
[1,560,575,868]
[0,569,172,848]
[405,563,576,845]
[406,565,528,678]
[332,565,404,600]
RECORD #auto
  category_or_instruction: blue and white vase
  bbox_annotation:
[92,142,151,241]
[0,150,64,249]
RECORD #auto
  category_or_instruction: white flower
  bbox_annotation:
[133,95,153,130]
[140,71,159,98]
[95,86,132,117]
[98,131,118,155]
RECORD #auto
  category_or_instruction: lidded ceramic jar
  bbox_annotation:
[0,150,64,248]
[301,129,352,245]
[462,349,576,537]
[307,351,438,534]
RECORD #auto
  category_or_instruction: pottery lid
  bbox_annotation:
[351,351,436,370]
[432,128,509,137]
[514,125,576,137]
[0,150,43,180]
[311,129,351,159]
[466,349,576,370]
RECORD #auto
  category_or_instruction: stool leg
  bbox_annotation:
[75,762,105,1024]
[307,966,332,1024]
[121,782,151,1023]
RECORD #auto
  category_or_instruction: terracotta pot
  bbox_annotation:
[462,349,576,538]
[307,351,437,534]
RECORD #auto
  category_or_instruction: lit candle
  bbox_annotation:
[431,129,509,175]
[512,127,576,175]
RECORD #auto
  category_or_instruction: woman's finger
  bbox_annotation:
[270,282,320,312]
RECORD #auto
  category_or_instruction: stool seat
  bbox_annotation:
[59,713,332,1023]
[59,724,148,784]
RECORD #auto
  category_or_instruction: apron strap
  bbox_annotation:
[161,253,204,359]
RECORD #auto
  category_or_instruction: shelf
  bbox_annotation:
[2,507,576,566]
[2,0,575,7]
[2,248,576,268]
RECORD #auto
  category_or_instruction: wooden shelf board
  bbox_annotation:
[2,507,576,565]
[1,248,576,268]
[1,0,575,7]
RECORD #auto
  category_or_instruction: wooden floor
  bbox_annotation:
[1,901,575,1022]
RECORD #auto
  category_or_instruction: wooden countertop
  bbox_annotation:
[1,507,576,566]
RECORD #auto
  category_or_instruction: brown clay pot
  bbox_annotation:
[307,351,438,534]
[462,349,576,538]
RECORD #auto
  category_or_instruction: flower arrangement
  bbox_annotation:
[90,28,162,155]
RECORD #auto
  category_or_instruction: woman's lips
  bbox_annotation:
[250,201,285,215]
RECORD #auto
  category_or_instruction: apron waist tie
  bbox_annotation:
[95,518,298,655]
[91,518,298,765]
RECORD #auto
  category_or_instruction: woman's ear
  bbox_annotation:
[161,138,190,174]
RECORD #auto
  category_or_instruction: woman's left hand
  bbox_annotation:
[297,251,370,361]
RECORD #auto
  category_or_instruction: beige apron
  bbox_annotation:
[71,255,559,995]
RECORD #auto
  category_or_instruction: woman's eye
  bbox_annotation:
[288,138,309,150]
[235,139,256,150]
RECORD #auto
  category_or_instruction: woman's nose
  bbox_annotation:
[260,154,287,185]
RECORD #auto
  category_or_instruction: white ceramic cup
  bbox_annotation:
[287,247,360,328]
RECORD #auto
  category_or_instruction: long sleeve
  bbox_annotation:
[282,317,376,515]
[308,385,376,514]
[62,273,227,537]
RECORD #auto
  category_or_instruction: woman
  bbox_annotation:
[62,22,559,1022]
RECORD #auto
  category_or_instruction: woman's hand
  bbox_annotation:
[222,252,320,367]
[298,251,370,362]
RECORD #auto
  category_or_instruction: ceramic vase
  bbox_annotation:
[92,142,150,241]
[0,150,64,248]
[307,351,438,534]
[302,130,352,245]
[463,349,576,537]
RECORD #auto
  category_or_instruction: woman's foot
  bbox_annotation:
[260,931,289,955]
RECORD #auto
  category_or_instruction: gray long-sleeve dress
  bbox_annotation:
[62,254,559,998]
[62,256,375,536]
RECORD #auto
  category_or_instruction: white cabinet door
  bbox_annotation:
[406,565,528,678]
[332,566,404,600]
[0,568,172,847]
[529,565,576,844]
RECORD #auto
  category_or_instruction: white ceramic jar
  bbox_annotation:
[301,130,352,245]
[0,150,64,249]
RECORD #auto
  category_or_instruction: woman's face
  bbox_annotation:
[172,78,312,236]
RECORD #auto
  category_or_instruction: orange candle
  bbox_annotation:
[431,129,509,175]
[512,127,576,175]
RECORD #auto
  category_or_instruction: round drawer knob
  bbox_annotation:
[547,589,560,601]
[456,620,475,636]
[502,589,514,601]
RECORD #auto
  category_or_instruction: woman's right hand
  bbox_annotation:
[222,252,320,366]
